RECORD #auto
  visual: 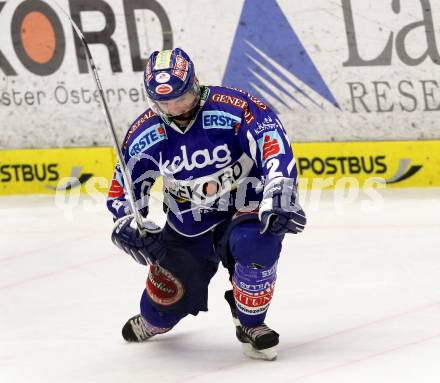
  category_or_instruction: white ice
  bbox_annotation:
[1,188,440,383]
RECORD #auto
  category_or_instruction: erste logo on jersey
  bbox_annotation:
[202,110,241,130]
[257,131,285,164]
[129,123,167,156]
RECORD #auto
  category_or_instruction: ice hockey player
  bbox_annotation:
[107,48,306,360]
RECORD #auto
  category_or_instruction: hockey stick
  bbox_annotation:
[55,4,147,231]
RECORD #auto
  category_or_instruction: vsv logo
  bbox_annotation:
[223,0,339,112]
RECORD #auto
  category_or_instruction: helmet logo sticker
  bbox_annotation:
[145,60,153,83]
[155,72,171,83]
[172,55,188,81]
[153,50,173,70]
[155,84,173,95]
[144,48,196,103]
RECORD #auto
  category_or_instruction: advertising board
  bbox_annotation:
[1,0,440,148]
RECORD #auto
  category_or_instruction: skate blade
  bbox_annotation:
[242,343,277,361]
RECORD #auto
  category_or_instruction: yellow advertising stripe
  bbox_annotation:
[293,140,440,189]
[0,147,115,196]
[0,141,439,196]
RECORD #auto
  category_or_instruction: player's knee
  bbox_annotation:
[229,221,281,267]
[141,263,186,327]
[146,263,185,306]
[140,290,185,328]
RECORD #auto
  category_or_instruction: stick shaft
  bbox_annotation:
[60,7,145,228]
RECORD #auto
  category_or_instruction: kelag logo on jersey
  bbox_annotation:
[129,124,167,157]
[223,0,339,112]
[202,111,241,130]
[257,131,285,165]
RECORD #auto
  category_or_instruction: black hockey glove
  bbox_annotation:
[111,215,165,265]
[259,178,306,236]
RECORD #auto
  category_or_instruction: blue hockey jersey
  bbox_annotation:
[107,86,298,237]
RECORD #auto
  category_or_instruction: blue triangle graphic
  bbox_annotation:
[223,0,340,111]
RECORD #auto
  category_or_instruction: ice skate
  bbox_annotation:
[122,314,170,342]
[224,290,279,361]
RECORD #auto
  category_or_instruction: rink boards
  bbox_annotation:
[0,140,439,196]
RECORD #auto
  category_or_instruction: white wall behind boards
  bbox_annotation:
[1,0,440,148]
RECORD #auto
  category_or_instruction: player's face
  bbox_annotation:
[153,82,200,118]
[156,91,197,117]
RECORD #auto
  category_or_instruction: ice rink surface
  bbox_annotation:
[1,188,440,383]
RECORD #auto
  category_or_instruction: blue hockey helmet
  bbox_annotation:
[144,48,200,118]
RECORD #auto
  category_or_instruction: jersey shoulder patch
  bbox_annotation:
[212,86,269,111]
[207,86,259,125]
[257,130,286,164]
[123,109,167,157]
